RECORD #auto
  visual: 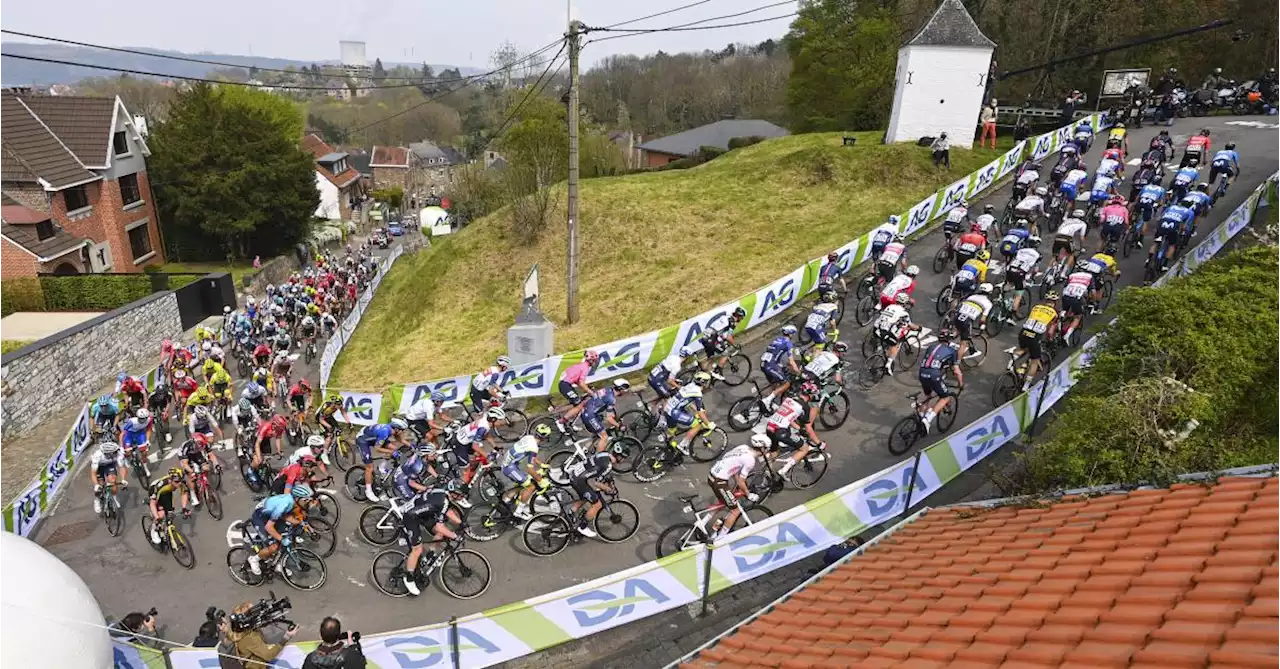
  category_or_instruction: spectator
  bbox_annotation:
[979,99,998,149]
[930,133,951,168]
[192,621,221,648]
[302,617,367,669]
[252,255,262,269]
[1013,117,1031,143]
[110,610,162,651]
[1060,89,1086,125]
[221,601,297,669]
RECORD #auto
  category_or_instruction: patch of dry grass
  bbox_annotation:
[331,132,1001,388]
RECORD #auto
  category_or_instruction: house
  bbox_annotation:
[301,133,363,221]
[348,149,374,189]
[678,473,1280,669]
[409,140,462,194]
[370,145,414,192]
[609,130,644,170]
[636,119,789,167]
[885,0,995,148]
[0,90,164,275]
[324,80,351,101]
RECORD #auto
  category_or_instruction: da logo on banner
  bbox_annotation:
[566,578,671,627]
[382,629,501,667]
[729,521,818,573]
[860,464,931,518]
[951,406,1019,470]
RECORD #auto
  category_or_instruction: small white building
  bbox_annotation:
[885,0,995,149]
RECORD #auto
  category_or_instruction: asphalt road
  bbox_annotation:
[35,118,1277,644]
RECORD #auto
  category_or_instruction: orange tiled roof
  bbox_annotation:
[370,145,409,167]
[300,133,361,189]
[683,476,1279,669]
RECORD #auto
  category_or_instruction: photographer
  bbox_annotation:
[110,608,162,650]
[214,599,298,669]
[302,617,367,669]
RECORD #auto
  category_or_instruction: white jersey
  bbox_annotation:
[654,353,682,378]
[1064,169,1089,189]
[804,350,840,379]
[1010,248,1041,273]
[1063,271,1093,298]
[957,295,993,321]
[471,366,503,391]
[879,242,905,265]
[874,304,911,333]
[710,445,757,480]
[974,214,997,233]
[404,396,437,422]
[1097,158,1121,178]
[454,417,491,446]
[880,274,913,299]
[90,447,126,469]
[1015,195,1045,214]
[870,224,897,245]
[804,303,838,330]
[1016,169,1040,186]
[288,446,330,466]
[1056,218,1088,239]
[945,206,969,224]
[766,397,805,430]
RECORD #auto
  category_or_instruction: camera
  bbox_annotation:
[209,592,294,632]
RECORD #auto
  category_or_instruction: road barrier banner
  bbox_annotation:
[112,640,167,669]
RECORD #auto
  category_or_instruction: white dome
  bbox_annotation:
[1,532,113,669]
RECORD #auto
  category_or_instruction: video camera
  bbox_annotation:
[208,591,293,633]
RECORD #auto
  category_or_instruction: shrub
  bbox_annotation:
[727,135,766,150]
[1,278,47,316]
[39,274,155,311]
[697,145,727,161]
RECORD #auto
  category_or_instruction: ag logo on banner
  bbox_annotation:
[902,193,939,237]
[997,142,1026,179]
[399,375,471,412]
[968,159,999,197]
[1031,132,1055,160]
[587,331,659,382]
[675,303,740,352]
[340,391,383,425]
[750,266,806,328]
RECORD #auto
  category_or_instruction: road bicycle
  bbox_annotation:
[343,453,402,503]
[357,494,415,546]
[854,269,887,300]
[369,535,492,600]
[522,483,640,556]
[633,420,728,482]
[814,379,852,431]
[1210,174,1230,205]
[126,445,152,489]
[456,394,530,442]
[747,442,829,502]
[302,336,318,365]
[931,236,957,274]
[226,524,328,590]
[284,409,312,449]
[463,480,562,542]
[727,380,785,432]
[888,389,961,456]
[676,343,752,388]
[655,493,774,558]
[616,390,666,442]
[236,430,276,494]
[327,427,358,472]
[96,483,124,537]
[140,512,195,569]
[859,329,923,390]
[189,461,224,520]
[545,430,643,485]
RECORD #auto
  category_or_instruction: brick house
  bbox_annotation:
[369,145,415,193]
[409,141,463,196]
[636,119,789,167]
[302,133,363,222]
[0,91,164,275]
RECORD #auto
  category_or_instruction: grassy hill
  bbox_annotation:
[331,131,1002,388]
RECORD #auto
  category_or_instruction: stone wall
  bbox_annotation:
[0,291,183,439]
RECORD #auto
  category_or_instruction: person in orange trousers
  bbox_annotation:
[980,99,998,149]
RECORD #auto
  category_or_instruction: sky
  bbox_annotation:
[0,0,797,69]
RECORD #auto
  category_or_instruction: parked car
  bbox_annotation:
[388,221,404,236]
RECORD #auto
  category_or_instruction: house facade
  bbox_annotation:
[302,134,363,221]
[370,145,415,193]
[0,90,164,276]
[409,141,462,195]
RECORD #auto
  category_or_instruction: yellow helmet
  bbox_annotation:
[977,249,991,262]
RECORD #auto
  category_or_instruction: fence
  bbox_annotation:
[323,113,1109,424]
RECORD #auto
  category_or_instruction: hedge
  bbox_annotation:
[36,273,204,311]
[1,278,47,316]
[727,135,766,150]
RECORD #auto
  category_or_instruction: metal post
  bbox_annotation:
[1024,368,1055,441]
[565,20,582,324]
[699,543,714,617]
[902,451,924,512]
[449,615,460,669]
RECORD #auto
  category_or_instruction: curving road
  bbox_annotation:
[35,118,1277,642]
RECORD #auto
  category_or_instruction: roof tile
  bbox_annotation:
[1132,641,1211,667]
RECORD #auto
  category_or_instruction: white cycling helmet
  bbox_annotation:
[905,265,920,277]
[390,417,409,431]
[749,433,771,450]
[100,441,121,455]
[194,405,210,418]
[306,434,326,449]
[612,378,631,392]
[679,345,697,357]
[135,408,151,420]
[1072,209,1087,219]
[486,407,506,422]
[223,306,232,314]
[1035,186,1048,196]
[978,283,994,295]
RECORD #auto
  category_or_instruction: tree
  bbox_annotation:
[785,0,898,132]
[148,84,317,262]
[373,58,387,82]
[420,63,435,81]
[371,186,404,210]
[75,74,175,122]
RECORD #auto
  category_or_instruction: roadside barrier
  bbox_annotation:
[326,114,1110,424]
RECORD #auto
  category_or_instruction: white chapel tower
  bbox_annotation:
[885,0,995,148]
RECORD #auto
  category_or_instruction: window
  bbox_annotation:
[127,220,152,261]
[334,159,347,174]
[63,185,89,212]
[119,173,142,206]
[113,131,129,156]
[35,220,55,241]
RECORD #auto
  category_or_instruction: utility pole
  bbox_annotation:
[566,20,583,324]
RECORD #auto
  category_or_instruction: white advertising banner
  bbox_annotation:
[399,375,474,413]
[674,300,746,354]
[339,390,384,426]
[586,330,661,383]
[900,191,940,238]
[747,264,807,329]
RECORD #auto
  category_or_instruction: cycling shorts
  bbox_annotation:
[1052,236,1075,257]
[647,375,675,399]
[468,386,494,411]
[123,430,148,449]
[804,326,828,346]
[355,436,378,464]
[558,381,585,405]
[1209,162,1234,183]
[402,511,427,546]
[570,476,602,504]
[502,462,530,485]
[1006,267,1028,291]
[708,475,737,507]
[96,461,119,479]
[954,317,975,341]
[1101,221,1126,242]
[1018,331,1044,361]
[953,276,975,296]
[700,335,728,357]
[918,369,954,398]
[761,363,787,385]
[869,240,888,259]
[289,394,306,412]
[1061,183,1079,201]
[1062,294,1086,317]
[666,409,695,429]
[876,259,896,282]
[765,425,804,452]
[582,410,607,436]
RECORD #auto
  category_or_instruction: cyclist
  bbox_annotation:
[1005,236,1043,321]
[998,225,1032,264]
[179,433,220,503]
[1089,170,1119,211]
[647,346,693,413]
[1134,180,1168,242]
[1060,165,1090,210]
[404,390,447,444]
[879,265,920,309]
[446,409,501,504]
[954,284,994,362]
[1084,249,1120,306]
[556,350,597,432]
[942,201,971,237]
[1013,186,1049,235]
[954,225,988,269]
[876,234,908,284]
[390,442,437,502]
[949,251,989,307]
[916,329,964,435]
[356,417,411,502]
[314,394,349,449]
[90,441,128,515]
[697,306,747,381]
[120,408,153,477]
[286,378,313,422]
[1060,261,1096,344]
[563,442,626,539]
[1209,142,1239,188]
[298,315,318,350]
[706,433,768,540]
[874,293,920,376]
[92,393,122,434]
[1072,118,1094,151]
[245,484,314,576]
[1013,162,1041,201]
[763,381,823,478]
[400,480,468,596]
[1098,148,1124,181]
[974,204,999,239]
[1168,164,1199,204]
[759,325,801,410]
[802,341,847,389]
[1053,209,1089,270]
[469,356,511,412]
[252,340,273,370]
[270,452,320,496]
[272,350,294,391]
[816,250,848,295]
[802,291,840,350]
[501,423,552,520]
[1184,184,1213,219]
[1150,201,1195,273]
[1017,291,1061,390]
[1181,128,1210,168]
[252,414,289,470]
[867,217,899,262]
[1097,196,1130,253]
[582,379,630,453]
[288,434,331,475]
[119,373,147,411]
[147,468,191,546]
[1129,153,1162,202]
[1051,144,1081,185]
[1105,122,1129,158]
[663,371,713,457]
[1148,129,1174,163]
[187,403,223,444]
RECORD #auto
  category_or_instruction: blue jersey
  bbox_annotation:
[93,397,121,418]
[1172,168,1198,187]
[955,263,980,283]
[871,228,895,246]
[1161,205,1195,227]
[1074,124,1093,138]
[121,416,150,436]
[1211,150,1239,168]
[1091,175,1115,197]
[999,228,1030,256]
[1184,191,1212,215]
[358,423,393,445]
[817,261,842,287]
[392,454,428,497]
[1138,184,1166,205]
[584,388,617,418]
[920,342,958,374]
[762,336,794,367]
[258,493,296,521]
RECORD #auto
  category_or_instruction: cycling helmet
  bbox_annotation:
[584,350,600,364]
[274,296,284,307]
[301,316,315,326]
[429,391,445,404]
[895,292,911,306]
[1160,129,1169,136]
[297,378,311,391]
[937,328,955,341]
[958,199,969,208]
[749,433,771,450]
[444,478,466,496]
[291,484,313,499]
[223,305,232,315]
[893,233,906,242]
[780,324,798,337]
[983,204,995,214]
[173,369,186,380]
[978,283,993,295]
[100,442,120,455]
[798,381,819,397]
[905,265,920,277]
[819,289,838,304]
[247,296,257,306]
[193,405,210,418]
[977,250,991,262]
[326,393,342,404]
[390,417,409,431]
[135,408,151,420]
[201,341,212,352]
[1076,259,1092,271]
[299,455,318,467]
[612,379,631,392]
[1104,244,1119,256]
[1195,182,1209,192]
[692,371,712,386]
[1071,209,1087,219]
[533,423,553,438]
[168,467,185,481]
[496,355,511,368]
[1028,236,1042,248]
[1115,122,1125,129]
[237,397,255,414]
[732,306,747,320]
[1201,128,1210,136]
[832,341,849,354]
[417,442,436,457]
[1225,142,1236,150]
[193,432,210,446]
[306,434,326,449]
[485,408,506,422]
[1044,290,1061,302]
[1035,186,1048,196]
[827,251,839,261]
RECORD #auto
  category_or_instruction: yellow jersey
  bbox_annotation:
[1108,128,1125,141]
[1087,253,1118,276]
[962,259,989,282]
[208,369,232,388]
[186,386,214,407]
[1022,304,1057,336]
[202,359,227,380]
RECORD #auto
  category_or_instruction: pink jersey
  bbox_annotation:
[560,360,591,385]
[879,242,906,264]
[1100,204,1129,226]
[879,275,916,307]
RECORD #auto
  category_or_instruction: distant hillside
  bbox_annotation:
[0,41,476,86]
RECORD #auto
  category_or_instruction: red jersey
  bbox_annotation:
[1188,135,1211,152]
[280,462,308,486]
[957,231,986,254]
[173,376,199,397]
[346,284,357,299]
[174,348,194,365]
[288,383,309,398]
[303,277,315,287]
[253,344,273,360]
[120,377,145,395]
[257,420,285,442]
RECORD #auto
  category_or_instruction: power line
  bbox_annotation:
[483,43,569,150]
[589,0,795,33]
[602,0,716,29]
[583,12,798,45]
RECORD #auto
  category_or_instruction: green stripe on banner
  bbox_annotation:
[656,547,703,596]
[1012,390,1032,434]
[924,439,961,484]
[736,293,759,333]
[964,170,978,197]
[486,601,571,650]
[804,490,862,537]
[799,257,823,296]
[705,557,736,596]
[928,193,946,221]
[647,324,682,369]
[3,505,13,533]
[553,351,584,398]
[378,390,395,423]
[386,385,404,416]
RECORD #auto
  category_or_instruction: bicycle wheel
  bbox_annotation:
[633,445,669,482]
[494,409,529,442]
[992,371,1020,407]
[331,438,358,472]
[1099,279,1114,310]
[855,271,877,300]
[690,427,727,462]
[861,330,883,359]
[369,549,410,597]
[313,491,342,528]
[655,523,701,558]
[547,449,579,486]
[474,469,505,504]
[747,469,783,501]
[103,499,124,537]
[301,518,337,558]
[609,436,642,474]
[280,548,327,590]
[342,466,368,502]
[962,334,988,369]
[358,505,400,546]
[522,514,572,556]
[787,452,828,489]
[140,516,165,553]
[935,286,953,317]
[899,336,923,370]
[937,397,960,432]
[818,390,851,430]
[855,296,877,327]
[888,416,925,456]
[595,499,640,543]
[720,354,752,387]
[226,546,266,586]
[168,526,196,570]
[464,503,510,541]
[201,485,224,520]
[985,308,1005,337]
[618,409,656,443]
[932,246,949,274]
[859,355,888,389]
[304,344,314,364]
[727,396,764,432]
[439,549,492,600]
[735,504,775,528]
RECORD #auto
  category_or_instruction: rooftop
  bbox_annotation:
[636,119,789,158]
[682,475,1279,669]
[300,134,361,189]
[17,94,121,167]
[905,0,996,49]
[2,202,88,260]
[370,145,409,167]
[0,92,99,190]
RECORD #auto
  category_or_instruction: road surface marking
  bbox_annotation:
[226,520,246,548]
[1126,158,1141,166]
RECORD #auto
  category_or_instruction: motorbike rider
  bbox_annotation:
[1201,67,1230,92]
